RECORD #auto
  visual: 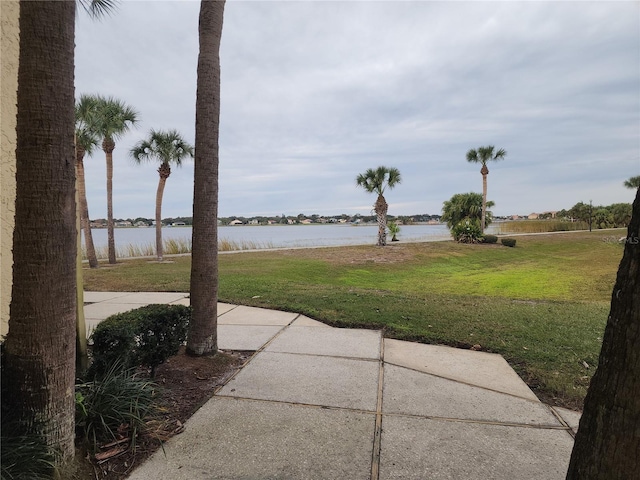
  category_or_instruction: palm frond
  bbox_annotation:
[79,0,119,19]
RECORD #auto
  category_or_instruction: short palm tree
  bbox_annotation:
[130,129,194,261]
[75,94,101,268]
[624,175,640,189]
[441,192,494,229]
[92,95,139,264]
[466,145,506,233]
[356,166,401,246]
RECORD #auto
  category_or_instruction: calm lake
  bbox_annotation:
[85,223,460,250]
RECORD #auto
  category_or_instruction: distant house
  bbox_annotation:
[229,219,243,226]
[172,221,186,226]
[248,219,259,225]
[300,219,312,225]
[528,213,539,220]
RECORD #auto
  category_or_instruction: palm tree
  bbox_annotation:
[566,188,640,479]
[130,129,194,262]
[4,0,77,462]
[187,0,226,356]
[75,94,100,268]
[466,145,506,233]
[441,192,493,229]
[624,175,640,189]
[356,166,402,246]
[4,0,118,466]
[92,95,139,264]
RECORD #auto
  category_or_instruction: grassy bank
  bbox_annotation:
[82,230,625,409]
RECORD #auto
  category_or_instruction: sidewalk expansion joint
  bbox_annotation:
[380,411,572,431]
[260,350,380,363]
[384,360,543,404]
[370,335,385,480]
[212,320,295,395]
[210,394,380,417]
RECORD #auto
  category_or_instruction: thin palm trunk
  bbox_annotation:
[375,194,388,246]
[187,0,225,356]
[76,147,99,268]
[104,141,116,264]
[155,171,168,262]
[480,164,488,233]
[3,0,77,461]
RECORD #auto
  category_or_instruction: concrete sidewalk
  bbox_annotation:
[84,292,580,480]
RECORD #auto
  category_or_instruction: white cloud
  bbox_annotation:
[76,0,640,219]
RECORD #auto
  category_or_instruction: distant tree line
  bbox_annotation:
[557,202,632,229]
[90,213,443,226]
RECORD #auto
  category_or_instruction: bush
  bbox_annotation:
[0,430,55,480]
[482,234,498,244]
[75,364,159,451]
[451,219,483,243]
[501,238,517,247]
[89,304,190,378]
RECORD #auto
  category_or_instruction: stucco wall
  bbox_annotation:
[1,1,19,337]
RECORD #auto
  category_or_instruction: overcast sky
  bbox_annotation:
[75,0,639,219]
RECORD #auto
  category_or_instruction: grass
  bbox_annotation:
[82,229,626,409]
[496,220,589,234]
[82,238,276,261]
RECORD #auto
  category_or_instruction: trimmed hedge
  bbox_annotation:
[482,234,498,244]
[89,304,190,378]
[501,238,517,247]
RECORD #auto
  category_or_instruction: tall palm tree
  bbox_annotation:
[466,145,506,233]
[623,175,640,190]
[356,166,402,246]
[130,129,194,262]
[4,0,77,462]
[92,95,138,264]
[187,0,226,356]
[75,94,100,268]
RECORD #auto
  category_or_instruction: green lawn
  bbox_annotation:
[83,230,625,409]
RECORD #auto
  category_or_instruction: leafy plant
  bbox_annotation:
[482,234,498,244]
[75,363,159,451]
[89,304,190,378]
[0,429,55,480]
[387,221,401,241]
[501,238,517,247]
[451,219,483,243]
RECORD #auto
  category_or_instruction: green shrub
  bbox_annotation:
[501,238,517,247]
[75,363,159,451]
[136,304,190,375]
[0,431,55,480]
[451,219,483,243]
[482,234,498,244]
[89,304,190,378]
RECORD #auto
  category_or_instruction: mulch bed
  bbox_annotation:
[82,347,252,479]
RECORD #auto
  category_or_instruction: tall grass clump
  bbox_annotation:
[83,237,280,260]
[219,238,276,251]
[75,363,159,451]
[164,237,192,255]
[496,220,588,234]
[0,416,56,480]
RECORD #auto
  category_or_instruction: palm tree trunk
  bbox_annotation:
[375,194,388,246]
[187,0,226,356]
[480,164,489,233]
[3,0,77,462]
[566,188,640,478]
[155,174,167,262]
[105,144,116,264]
[76,150,99,268]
